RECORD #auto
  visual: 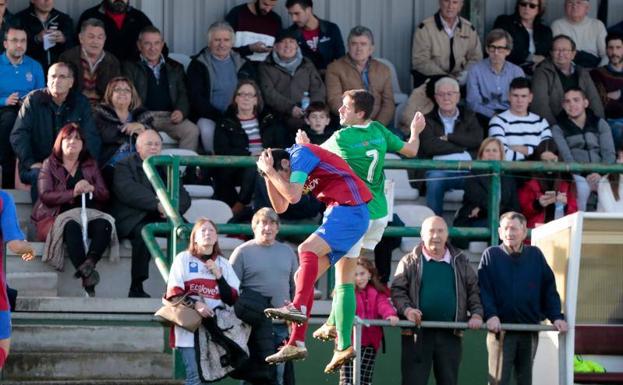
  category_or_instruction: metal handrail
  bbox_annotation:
[142,155,615,381]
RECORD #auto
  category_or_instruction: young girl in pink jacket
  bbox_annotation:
[314,257,399,384]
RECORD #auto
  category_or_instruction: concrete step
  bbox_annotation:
[11,324,165,353]
[3,351,172,380]
[7,272,58,297]
[0,381,183,385]
[15,296,162,313]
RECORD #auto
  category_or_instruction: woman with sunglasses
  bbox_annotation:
[493,0,553,75]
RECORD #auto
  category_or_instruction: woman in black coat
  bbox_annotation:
[93,77,153,186]
[493,0,553,75]
[213,79,286,216]
[454,138,520,231]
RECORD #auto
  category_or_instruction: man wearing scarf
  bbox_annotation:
[258,29,325,143]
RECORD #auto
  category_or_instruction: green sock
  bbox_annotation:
[326,293,336,326]
[334,283,356,351]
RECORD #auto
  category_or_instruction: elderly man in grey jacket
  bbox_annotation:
[391,215,483,385]
[552,87,615,211]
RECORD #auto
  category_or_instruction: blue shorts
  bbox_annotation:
[315,204,369,265]
[0,310,10,339]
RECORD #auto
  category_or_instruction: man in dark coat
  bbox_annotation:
[110,129,190,297]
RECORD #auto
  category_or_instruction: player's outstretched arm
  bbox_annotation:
[399,111,425,157]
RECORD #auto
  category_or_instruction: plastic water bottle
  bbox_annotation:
[554,201,565,219]
[301,92,310,111]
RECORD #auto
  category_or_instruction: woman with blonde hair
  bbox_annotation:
[94,76,153,185]
[454,138,520,229]
[164,218,240,385]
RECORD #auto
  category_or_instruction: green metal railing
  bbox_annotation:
[142,154,623,278]
[142,154,623,381]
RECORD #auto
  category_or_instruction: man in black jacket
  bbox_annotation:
[110,129,191,297]
[77,0,153,62]
[124,26,199,151]
[10,62,100,202]
[16,0,75,74]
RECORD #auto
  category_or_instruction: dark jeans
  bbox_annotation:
[401,328,462,385]
[63,218,113,271]
[0,107,18,188]
[213,166,257,207]
[487,331,539,385]
[19,167,40,203]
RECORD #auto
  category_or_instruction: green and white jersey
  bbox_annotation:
[323,121,404,219]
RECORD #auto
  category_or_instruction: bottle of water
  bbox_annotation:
[301,91,310,111]
[554,201,565,219]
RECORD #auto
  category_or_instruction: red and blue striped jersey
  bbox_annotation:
[288,144,372,206]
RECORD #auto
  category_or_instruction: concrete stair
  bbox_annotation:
[2,297,173,382]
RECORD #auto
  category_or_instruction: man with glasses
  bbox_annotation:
[0,26,44,188]
[552,0,607,68]
[466,29,525,133]
[411,0,482,87]
[10,62,100,202]
[531,34,604,125]
[419,77,482,215]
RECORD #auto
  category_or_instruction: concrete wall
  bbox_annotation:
[5,0,623,91]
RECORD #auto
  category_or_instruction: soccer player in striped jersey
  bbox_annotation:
[257,143,372,372]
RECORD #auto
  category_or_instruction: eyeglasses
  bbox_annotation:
[566,0,588,6]
[518,2,539,9]
[236,92,257,98]
[435,91,460,98]
[113,88,132,94]
[552,48,574,54]
[487,44,510,52]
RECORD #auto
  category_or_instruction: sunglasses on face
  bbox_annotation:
[519,1,539,9]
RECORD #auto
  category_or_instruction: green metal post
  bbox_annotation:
[489,161,501,245]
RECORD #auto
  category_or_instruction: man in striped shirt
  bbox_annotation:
[488,77,556,161]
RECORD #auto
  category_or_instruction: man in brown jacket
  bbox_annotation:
[325,25,394,127]
[391,215,483,385]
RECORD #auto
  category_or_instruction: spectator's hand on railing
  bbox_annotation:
[405,307,422,326]
[486,316,501,333]
[295,129,311,145]
[540,150,558,162]
[386,315,399,326]
[510,145,530,155]
[553,319,568,333]
[467,315,483,330]
[194,301,214,318]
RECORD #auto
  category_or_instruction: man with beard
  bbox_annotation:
[225,0,281,62]
[78,0,153,62]
[591,33,623,148]
[0,26,44,188]
[16,0,75,74]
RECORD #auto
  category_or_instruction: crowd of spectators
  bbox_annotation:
[0,0,620,383]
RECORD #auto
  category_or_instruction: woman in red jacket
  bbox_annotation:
[31,123,111,296]
[518,140,578,228]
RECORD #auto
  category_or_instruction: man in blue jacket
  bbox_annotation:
[0,26,44,188]
[478,211,568,385]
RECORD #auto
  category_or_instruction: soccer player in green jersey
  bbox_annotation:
[297,89,425,361]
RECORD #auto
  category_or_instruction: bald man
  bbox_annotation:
[110,129,191,297]
[391,215,483,385]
